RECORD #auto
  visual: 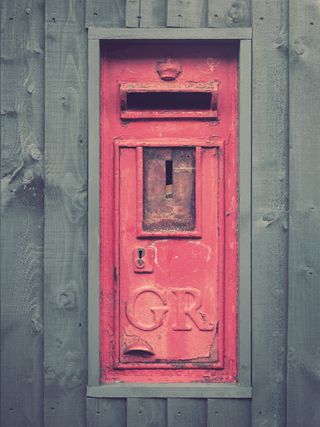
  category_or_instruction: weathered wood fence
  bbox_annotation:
[1,0,319,426]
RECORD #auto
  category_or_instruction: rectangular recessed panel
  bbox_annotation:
[143,147,195,232]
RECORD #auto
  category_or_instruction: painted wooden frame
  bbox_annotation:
[87,28,251,398]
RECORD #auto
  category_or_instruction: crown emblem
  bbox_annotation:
[156,58,182,81]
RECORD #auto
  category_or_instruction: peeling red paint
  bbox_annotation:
[100,42,238,383]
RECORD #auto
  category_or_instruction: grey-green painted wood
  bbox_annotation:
[126,0,140,27]
[87,398,127,427]
[287,2,320,426]
[238,39,252,388]
[85,0,126,28]
[208,0,251,28]
[168,399,207,426]
[127,398,167,427]
[44,0,88,426]
[126,0,167,28]
[1,0,44,426]
[88,27,252,40]
[252,0,288,426]
[207,399,251,426]
[86,0,252,29]
[87,384,252,398]
[167,0,208,28]
[5,1,320,426]
[140,0,167,27]
[88,38,100,387]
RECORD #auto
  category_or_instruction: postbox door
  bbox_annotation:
[115,139,224,370]
[100,42,238,383]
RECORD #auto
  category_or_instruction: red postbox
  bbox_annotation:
[100,42,238,383]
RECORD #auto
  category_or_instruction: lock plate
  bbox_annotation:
[133,246,155,273]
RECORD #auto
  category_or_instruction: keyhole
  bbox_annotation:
[138,248,145,259]
[136,248,145,267]
[165,160,173,198]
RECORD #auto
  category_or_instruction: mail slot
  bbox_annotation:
[100,42,238,383]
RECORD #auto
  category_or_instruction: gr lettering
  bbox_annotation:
[126,286,215,332]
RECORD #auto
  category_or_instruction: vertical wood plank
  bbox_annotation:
[238,39,252,387]
[252,0,288,426]
[86,0,126,28]
[167,0,208,28]
[44,0,87,426]
[207,399,251,426]
[140,0,167,27]
[88,38,100,387]
[127,398,167,427]
[208,0,251,28]
[126,0,167,28]
[287,1,320,426]
[167,399,207,427]
[1,0,44,426]
[126,0,140,27]
[87,398,127,427]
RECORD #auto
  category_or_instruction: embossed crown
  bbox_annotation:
[156,58,182,81]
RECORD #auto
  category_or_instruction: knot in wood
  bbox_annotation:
[57,290,75,309]
[226,1,247,25]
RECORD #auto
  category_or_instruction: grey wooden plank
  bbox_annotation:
[0,0,44,426]
[251,1,289,426]
[127,398,167,427]
[86,0,126,28]
[88,27,252,40]
[207,399,251,426]
[87,384,252,398]
[88,38,100,387]
[208,0,251,28]
[87,398,127,427]
[126,0,140,27]
[140,0,167,27]
[238,39,252,388]
[167,0,208,28]
[167,399,207,427]
[126,0,167,28]
[287,2,320,426]
[44,0,88,426]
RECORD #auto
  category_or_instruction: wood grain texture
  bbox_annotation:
[287,1,320,426]
[86,0,125,28]
[87,398,127,427]
[44,0,87,426]
[207,399,251,426]
[167,0,208,28]
[89,27,252,40]
[126,0,140,27]
[127,398,167,427]
[88,39,100,387]
[140,0,167,27]
[1,0,44,426]
[126,0,167,28]
[238,39,252,388]
[208,0,251,28]
[167,399,207,426]
[252,0,288,426]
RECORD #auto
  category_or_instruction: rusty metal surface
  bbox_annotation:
[143,147,196,232]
